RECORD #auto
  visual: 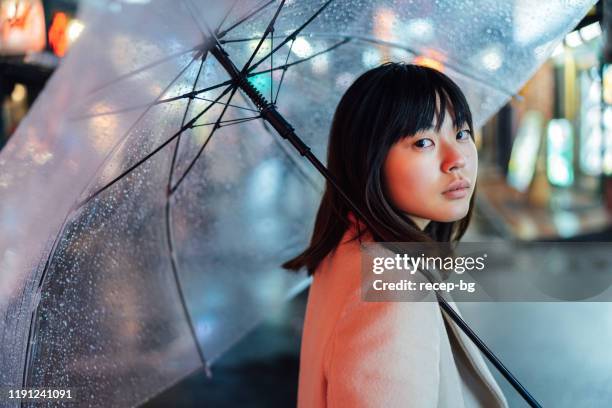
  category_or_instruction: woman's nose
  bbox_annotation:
[441,144,466,173]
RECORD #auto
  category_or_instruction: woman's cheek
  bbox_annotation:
[465,145,479,186]
[387,157,433,211]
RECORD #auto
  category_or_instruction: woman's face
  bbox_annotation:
[383,108,478,230]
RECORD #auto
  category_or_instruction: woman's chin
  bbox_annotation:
[429,205,470,223]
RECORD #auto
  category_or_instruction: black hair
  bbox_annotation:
[283,62,475,276]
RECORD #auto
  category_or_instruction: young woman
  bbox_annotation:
[283,63,509,407]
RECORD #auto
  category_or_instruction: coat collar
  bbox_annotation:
[440,300,509,407]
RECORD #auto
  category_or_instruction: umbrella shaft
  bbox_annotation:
[210,43,364,219]
[210,44,310,155]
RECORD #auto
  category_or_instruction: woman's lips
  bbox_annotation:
[442,179,471,199]
[442,187,469,199]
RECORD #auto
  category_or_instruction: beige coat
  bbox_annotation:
[297,220,509,407]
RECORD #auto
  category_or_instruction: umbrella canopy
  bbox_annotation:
[0,0,595,406]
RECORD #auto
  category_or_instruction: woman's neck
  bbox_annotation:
[406,214,431,231]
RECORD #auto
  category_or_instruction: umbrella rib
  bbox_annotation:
[251,37,350,78]
[71,78,235,121]
[154,79,234,105]
[70,101,164,121]
[182,0,207,38]
[247,0,335,73]
[215,0,239,35]
[241,0,286,73]
[194,6,226,52]
[217,0,276,39]
[77,83,235,208]
[220,34,286,44]
[168,54,208,190]
[191,115,261,128]
[222,116,262,125]
[81,45,200,98]
[192,96,259,112]
[160,79,231,101]
[170,85,240,194]
[165,52,210,369]
[274,37,294,104]
[164,206,211,372]
[270,26,274,102]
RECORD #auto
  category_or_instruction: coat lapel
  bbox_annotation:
[440,300,509,407]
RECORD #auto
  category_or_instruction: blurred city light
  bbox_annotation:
[413,55,444,71]
[291,37,313,58]
[405,18,434,42]
[565,30,583,47]
[481,46,504,71]
[547,119,575,187]
[361,48,381,68]
[10,83,26,103]
[48,12,84,57]
[0,0,45,54]
[579,21,602,42]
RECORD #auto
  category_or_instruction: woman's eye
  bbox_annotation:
[457,129,471,140]
[414,138,433,148]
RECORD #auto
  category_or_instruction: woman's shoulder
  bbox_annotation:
[313,224,369,281]
[328,235,443,340]
[315,224,440,318]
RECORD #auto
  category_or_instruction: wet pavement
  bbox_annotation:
[143,289,307,407]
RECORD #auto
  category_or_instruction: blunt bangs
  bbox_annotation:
[387,64,474,144]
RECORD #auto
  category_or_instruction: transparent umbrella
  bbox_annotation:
[0,0,595,407]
